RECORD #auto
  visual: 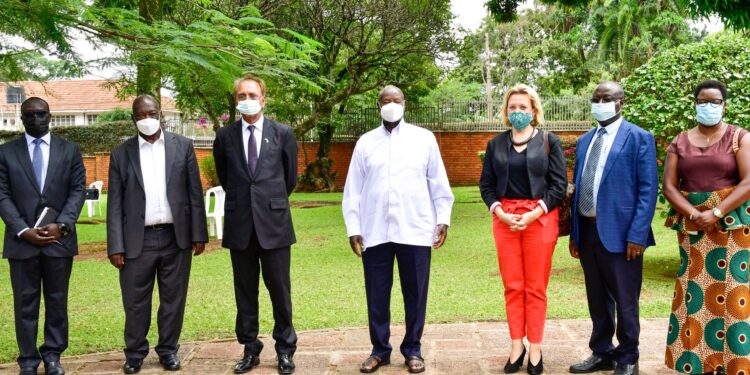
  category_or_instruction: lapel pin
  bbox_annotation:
[264,138,269,143]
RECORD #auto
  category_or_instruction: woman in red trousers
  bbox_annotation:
[479,83,568,374]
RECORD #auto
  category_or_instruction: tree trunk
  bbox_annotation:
[136,0,163,104]
[297,101,339,192]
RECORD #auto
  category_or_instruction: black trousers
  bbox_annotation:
[230,229,296,356]
[119,226,192,360]
[362,242,431,359]
[578,216,643,365]
[9,255,73,368]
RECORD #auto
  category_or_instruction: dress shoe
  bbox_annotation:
[123,359,143,374]
[159,354,181,371]
[614,363,639,375]
[277,353,295,374]
[569,354,615,373]
[527,353,543,375]
[234,353,260,374]
[19,367,37,375]
[504,346,526,373]
[44,361,65,375]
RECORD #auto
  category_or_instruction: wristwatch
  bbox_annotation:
[57,223,70,237]
[712,208,724,219]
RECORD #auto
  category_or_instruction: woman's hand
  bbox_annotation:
[494,206,520,225]
[694,210,720,231]
[509,207,543,231]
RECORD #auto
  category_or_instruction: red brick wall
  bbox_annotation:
[85,131,584,191]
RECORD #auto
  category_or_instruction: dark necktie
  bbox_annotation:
[247,125,258,174]
[32,138,44,190]
[578,127,607,216]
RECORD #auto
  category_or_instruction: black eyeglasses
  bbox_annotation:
[696,99,724,108]
[22,111,47,117]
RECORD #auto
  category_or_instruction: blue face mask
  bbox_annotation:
[591,102,618,122]
[509,111,533,131]
[696,104,723,126]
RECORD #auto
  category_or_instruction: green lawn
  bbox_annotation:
[0,187,679,363]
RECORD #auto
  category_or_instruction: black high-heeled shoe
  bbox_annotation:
[527,352,543,375]
[504,346,526,373]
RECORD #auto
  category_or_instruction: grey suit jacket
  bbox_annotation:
[107,131,208,259]
[0,134,86,259]
[213,118,297,250]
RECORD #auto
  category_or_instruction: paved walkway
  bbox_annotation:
[0,319,674,375]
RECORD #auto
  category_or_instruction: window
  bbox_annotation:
[86,114,98,125]
[51,115,76,127]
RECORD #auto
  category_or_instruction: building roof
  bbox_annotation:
[0,80,178,113]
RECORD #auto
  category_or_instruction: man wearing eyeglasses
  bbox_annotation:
[568,81,659,375]
[0,97,86,375]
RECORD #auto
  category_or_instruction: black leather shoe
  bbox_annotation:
[234,353,260,374]
[123,359,143,374]
[527,353,543,375]
[159,354,181,371]
[569,354,615,373]
[19,367,37,375]
[614,363,639,375]
[504,346,526,373]
[277,353,295,374]
[44,361,65,375]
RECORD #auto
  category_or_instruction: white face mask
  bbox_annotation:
[237,99,262,115]
[591,101,619,122]
[136,117,160,136]
[380,102,404,123]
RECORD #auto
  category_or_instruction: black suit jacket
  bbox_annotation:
[213,118,297,250]
[0,134,86,259]
[107,131,208,259]
[479,129,568,211]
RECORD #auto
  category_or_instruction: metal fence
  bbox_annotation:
[164,119,216,147]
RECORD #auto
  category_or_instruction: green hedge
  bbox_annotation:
[0,121,134,155]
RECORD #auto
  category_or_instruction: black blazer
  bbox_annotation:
[106,131,208,259]
[479,129,567,211]
[213,118,297,250]
[0,134,86,259]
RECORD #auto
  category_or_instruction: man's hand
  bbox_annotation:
[109,254,125,269]
[349,235,364,257]
[193,242,206,256]
[20,228,56,246]
[569,240,579,258]
[433,224,449,249]
[40,223,62,240]
[626,242,645,261]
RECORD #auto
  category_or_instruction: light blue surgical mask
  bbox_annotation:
[509,111,533,131]
[696,103,724,126]
[591,102,618,122]
[237,99,262,115]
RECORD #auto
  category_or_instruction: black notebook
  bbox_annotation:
[34,207,60,228]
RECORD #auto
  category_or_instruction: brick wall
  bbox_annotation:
[85,131,584,191]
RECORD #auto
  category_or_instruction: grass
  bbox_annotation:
[0,187,679,363]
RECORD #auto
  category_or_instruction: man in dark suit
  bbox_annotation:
[568,82,658,375]
[107,94,208,374]
[213,75,298,374]
[0,97,86,375]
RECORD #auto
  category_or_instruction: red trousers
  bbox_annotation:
[492,198,558,343]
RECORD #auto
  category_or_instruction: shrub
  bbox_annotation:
[200,154,220,187]
[0,121,133,154]
[95,108,133,123]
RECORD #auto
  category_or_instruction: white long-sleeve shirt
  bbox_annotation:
[342,121,454,249]
[138,132,174,226]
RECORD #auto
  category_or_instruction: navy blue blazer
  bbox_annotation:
[570,119,658,252]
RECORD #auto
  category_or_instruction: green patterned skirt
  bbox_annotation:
[665,187,750,375]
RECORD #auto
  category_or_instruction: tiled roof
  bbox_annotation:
[0,80,178,113]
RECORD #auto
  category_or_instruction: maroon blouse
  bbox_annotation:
[667,125,747,192]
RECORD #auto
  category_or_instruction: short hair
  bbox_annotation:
[378,85,404,102]
[694,79,728,100]
[21,97,49,111]
[132,94,160,111]
[233,75,266,97]
[501,84,545,128]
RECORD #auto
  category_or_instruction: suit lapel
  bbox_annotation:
[13,137,41,195]
[230,121,252,181]
[254,119,275,179]
[164,131,177,186]
[42,135,63,194]
[600,121,632,184]
[125,137,145,191]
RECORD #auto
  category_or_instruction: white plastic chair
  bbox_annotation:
[86,181,104,217]
[205,186,225,239]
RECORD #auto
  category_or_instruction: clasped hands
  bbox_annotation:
[494,206,541,232]
[690,208,721,232]
[20,223,62,246]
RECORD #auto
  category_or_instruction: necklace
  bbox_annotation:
[511,128,536,146]
[696,123,725,144]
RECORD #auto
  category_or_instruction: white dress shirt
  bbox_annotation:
[342,121,454,249]
[580,117,623,217]
[25,132,50,189]
[139,131,174,225]
[242,115,264,160]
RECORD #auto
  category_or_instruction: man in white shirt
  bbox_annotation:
[342,85,454,374]
[107,95,208,374]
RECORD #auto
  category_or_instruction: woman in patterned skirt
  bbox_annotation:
[663,79,750,375]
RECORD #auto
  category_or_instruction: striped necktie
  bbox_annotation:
[578,127,607,216]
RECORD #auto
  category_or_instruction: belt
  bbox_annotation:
[144,223,173,230]
[580,216,597,223]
